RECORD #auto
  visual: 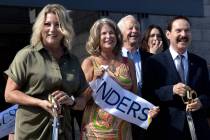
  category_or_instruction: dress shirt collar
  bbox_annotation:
[33,42,45,51]
[169,46,188,60]
[121,47,140,57]
[33,42,71,58]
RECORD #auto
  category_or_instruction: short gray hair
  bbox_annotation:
[117,15,140,33]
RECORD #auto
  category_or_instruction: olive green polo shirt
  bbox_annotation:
[5,43,88,140]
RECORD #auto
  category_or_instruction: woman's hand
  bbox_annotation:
[38,99,54,116]
[51,90,75,106]
[150,40,163,54]
[93,66,106,79]
[148,106,160,118]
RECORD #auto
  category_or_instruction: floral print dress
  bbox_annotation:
[81,57,134,140]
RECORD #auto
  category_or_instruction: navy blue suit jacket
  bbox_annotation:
[142,49,210,140]
[131,49,152,139]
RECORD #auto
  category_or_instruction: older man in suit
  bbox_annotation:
[143,16,210,140]
[118,15,158,140]
[118,15,152,97]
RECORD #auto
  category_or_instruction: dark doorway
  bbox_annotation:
[0,33,30,140]
[0,33,30,110]
[0,6,31,113]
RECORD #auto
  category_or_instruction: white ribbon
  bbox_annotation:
[89,72,154,129]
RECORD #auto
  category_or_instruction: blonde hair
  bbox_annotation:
[30,4,75,49]
[86,18,122,56]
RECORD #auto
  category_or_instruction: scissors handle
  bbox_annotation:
[181,87,197,104]
[48,94,58,117]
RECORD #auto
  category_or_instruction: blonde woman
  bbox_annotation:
[4,4,90,140]
[81,18,159,140]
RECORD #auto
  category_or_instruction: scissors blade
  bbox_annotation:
[52,117,59,140]
[186,111,197,140]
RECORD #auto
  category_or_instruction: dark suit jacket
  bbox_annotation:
[139,49,153,85]
[131,49,152,140]
[142,49,210,140]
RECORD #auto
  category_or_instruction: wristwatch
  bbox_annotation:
[69,95,76,107]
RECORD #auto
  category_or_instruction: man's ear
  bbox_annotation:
[165,30,170,40]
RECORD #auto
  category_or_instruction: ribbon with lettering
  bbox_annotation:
[89,72,154,129]
[0,105,18,138]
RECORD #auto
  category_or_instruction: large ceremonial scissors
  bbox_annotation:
[182,86,197,105]
[48,94,60,140]
[182,86,197,140]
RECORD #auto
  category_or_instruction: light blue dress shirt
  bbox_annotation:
[122,47,142,96]
[169,47,189,83]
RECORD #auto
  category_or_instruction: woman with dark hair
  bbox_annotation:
[141,24,168,54]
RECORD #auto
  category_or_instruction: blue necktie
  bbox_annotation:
[177,55,185,83]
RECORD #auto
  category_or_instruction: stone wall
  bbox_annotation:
[72,32,89,62]
[72,0,210,76]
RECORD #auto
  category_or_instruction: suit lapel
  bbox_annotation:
[165,50,182,82]
[187,53,197,86]
[139,50,152,76]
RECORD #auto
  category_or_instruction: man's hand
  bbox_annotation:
[186,98,202,112]
[173,83,187,97]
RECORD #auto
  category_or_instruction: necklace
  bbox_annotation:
[96,55,117,73]
[109,63,116,73]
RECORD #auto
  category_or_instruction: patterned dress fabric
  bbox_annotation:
[81,57,133,140]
